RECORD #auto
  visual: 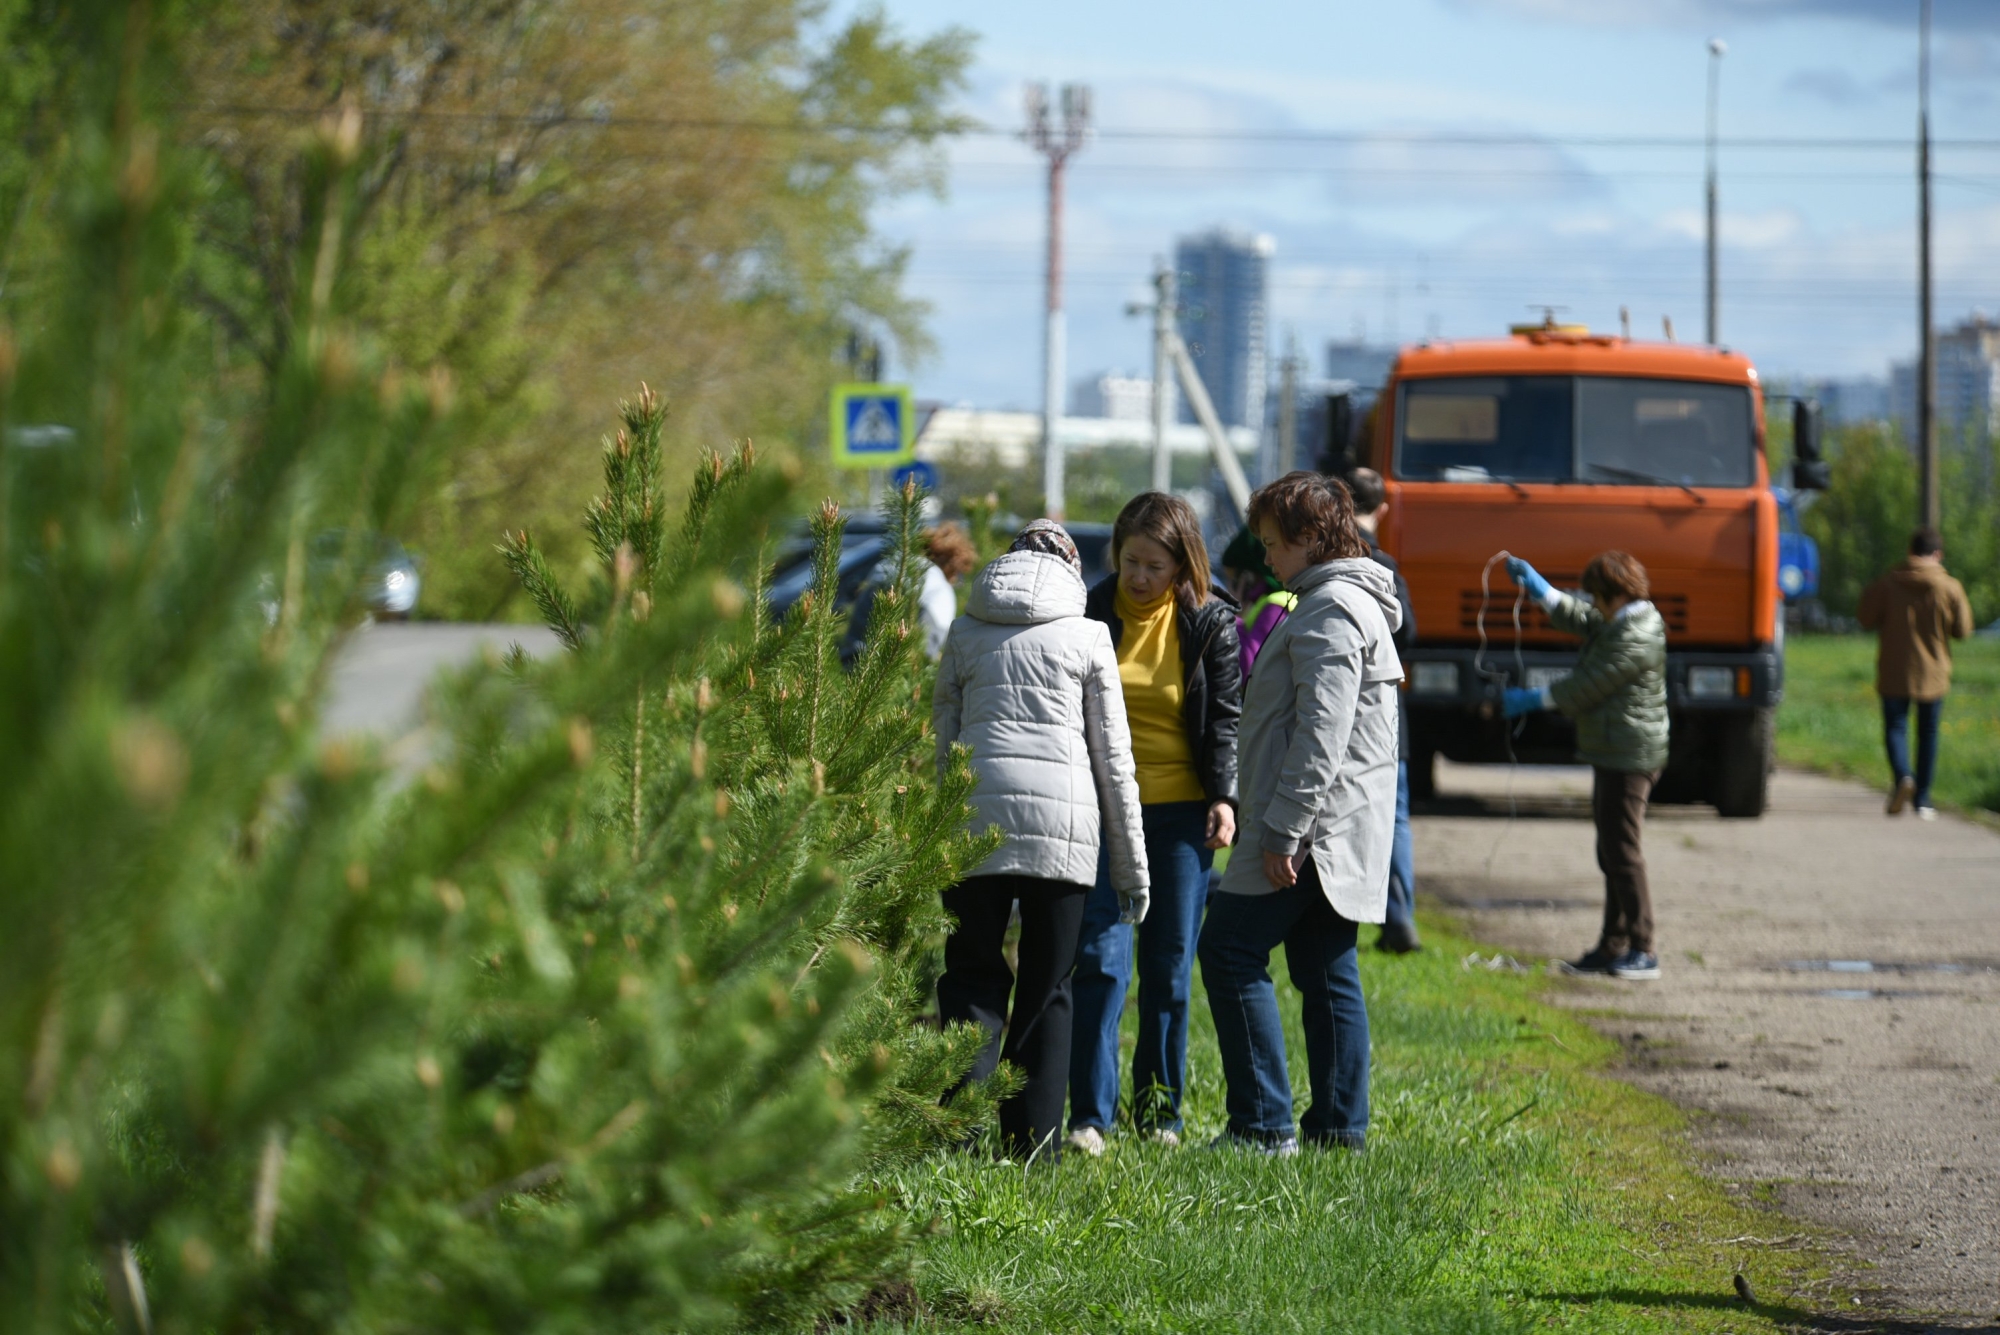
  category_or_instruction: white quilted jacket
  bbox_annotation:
[933,551,1149,898]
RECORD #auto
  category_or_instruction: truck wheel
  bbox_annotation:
[1708,707,1775,819]
[1409,747,1437,803]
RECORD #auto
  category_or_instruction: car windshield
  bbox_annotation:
[1397,375,1754,487]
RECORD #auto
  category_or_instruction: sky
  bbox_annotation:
[831,0,2000,411]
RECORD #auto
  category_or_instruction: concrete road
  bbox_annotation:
[1418,762,1999,1325]
[325,621,563,742]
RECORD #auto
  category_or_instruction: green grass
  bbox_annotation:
[1780,633,2000,814]
[882,923,1843,1333]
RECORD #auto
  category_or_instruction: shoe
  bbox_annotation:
[1887,775,1914,815]
[1611,949,1661,980]
[1146,1128,1181,1148]
[1066,1126,1106,1158]
[1915,805,1938,822]
[1208,1129,1299,1158]
[1377,920,1422,954]
[1557,947,1618,976]
[1304,1130,1367,1153]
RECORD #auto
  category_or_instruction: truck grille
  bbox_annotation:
[1457,587,1688,636]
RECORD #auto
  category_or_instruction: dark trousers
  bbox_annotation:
[1882,696,1943,807]
[1069,800,1212,1135]
[937,874,1088,1158]
[1197,858,1369,1146]
[1592,767,1656,955]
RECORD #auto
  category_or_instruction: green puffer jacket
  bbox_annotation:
[1545,594,1669,773]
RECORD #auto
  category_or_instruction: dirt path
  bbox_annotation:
[1415,762,1999,1326]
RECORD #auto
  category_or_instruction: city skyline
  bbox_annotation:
[846,0,2000,414]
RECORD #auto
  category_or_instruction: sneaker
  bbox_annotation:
[1066,1126,1106,1158]
[1304,1130,1367,1153]
[1611,949,1661,980]
[1377,920,1422,954]
[1915,805,1938,822]
[1208,1129,1299,1158]
[1557,947,1618,977]
[1145,1128,1181,1148]
[1887,775,1915,815]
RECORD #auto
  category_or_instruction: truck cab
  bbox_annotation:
[1366,320,1826,818]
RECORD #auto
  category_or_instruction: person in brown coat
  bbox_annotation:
[1857,527,1976,819]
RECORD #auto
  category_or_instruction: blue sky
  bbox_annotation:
[835,0,2000,409]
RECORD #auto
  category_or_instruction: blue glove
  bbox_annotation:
[1502,686,1546,719]
[1504,556,1552,602]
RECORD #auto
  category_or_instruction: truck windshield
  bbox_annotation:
[1398,375,1755,488]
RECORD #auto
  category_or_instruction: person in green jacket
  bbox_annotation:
[1501,550,1668,981]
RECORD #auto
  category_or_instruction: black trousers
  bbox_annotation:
[937,874,1088,1158]
[1591,767,1657,955]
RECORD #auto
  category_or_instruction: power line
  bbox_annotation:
[176,103,2000,152]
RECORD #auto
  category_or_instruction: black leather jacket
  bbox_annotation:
[1084,577,1243,807]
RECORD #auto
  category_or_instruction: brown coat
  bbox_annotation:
[1857,559,1975,700]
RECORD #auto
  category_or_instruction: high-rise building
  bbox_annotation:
[1891,314,2000,441]
[1174,229,1273,430]
[1322,339,1399,390]
[1070,371,1161,422]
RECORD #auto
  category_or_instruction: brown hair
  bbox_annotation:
[1111,492,1211,606]
[1581,550,1649,604]
[1909,526,1942,557]
[923,522,978,581]
[1246,471,1370,564]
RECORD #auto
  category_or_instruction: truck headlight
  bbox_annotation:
[1687,665,1734,700]
[1412,662,1459,696]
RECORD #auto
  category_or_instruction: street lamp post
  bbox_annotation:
[1025,82,1091,519]
[1705,37,1726,347]
[1917,0,1939,530]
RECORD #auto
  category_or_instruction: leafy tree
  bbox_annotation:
[2,9,993,1330]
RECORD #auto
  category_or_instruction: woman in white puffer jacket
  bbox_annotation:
[933,521,1149,1160]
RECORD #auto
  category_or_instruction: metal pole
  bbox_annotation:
[1705,39,1725,346]
[1276,331,1298,478]
[1042,149,1067,518]
[1026,82,1089,520]
[1150,263,1174,493]
[1918,0,1940,530]
[1169,331,1252,522]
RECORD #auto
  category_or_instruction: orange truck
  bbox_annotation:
[1359,319,1829,818]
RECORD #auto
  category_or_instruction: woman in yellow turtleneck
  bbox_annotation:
[1066,493,1243,1154]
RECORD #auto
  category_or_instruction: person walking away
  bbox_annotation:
[1067,494,1241,1155]
[1220,526,1295,675]
[1500,551,1668,981]
[842,521,978,665]
[1344,467,1420,954]
[1858,527,1975,819]
[1199,472,1403,1155]
[932,521,1150,1160]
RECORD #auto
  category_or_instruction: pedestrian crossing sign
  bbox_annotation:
[829,384,915,469]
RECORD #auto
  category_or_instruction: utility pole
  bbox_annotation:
[1705,38,1726,346]
[1149,263,1175,493]
[1917,0,1940,529]
[1276,330,1299,478]
[1025,82,1090,519]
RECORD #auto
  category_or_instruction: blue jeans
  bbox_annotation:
[1882,696,1943,807]
[1197,857,1369,1145]
[1069,800,1212,1134]
[1385,760,1415,932]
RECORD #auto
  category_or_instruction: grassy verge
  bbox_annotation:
[884,919,1840,1333]
[1779,633,2000,814]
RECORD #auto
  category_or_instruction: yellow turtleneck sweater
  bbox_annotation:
[1115,585,1205,805]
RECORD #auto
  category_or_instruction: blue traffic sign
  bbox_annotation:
[891,460,938,493]
[829,383,914,469]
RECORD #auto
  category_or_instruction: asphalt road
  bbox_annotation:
[325,621,563,744]
[1417,761,1999,1326]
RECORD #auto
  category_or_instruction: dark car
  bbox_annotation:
[259,531,423,624]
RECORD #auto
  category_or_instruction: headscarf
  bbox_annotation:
[1009,518,1082,577]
